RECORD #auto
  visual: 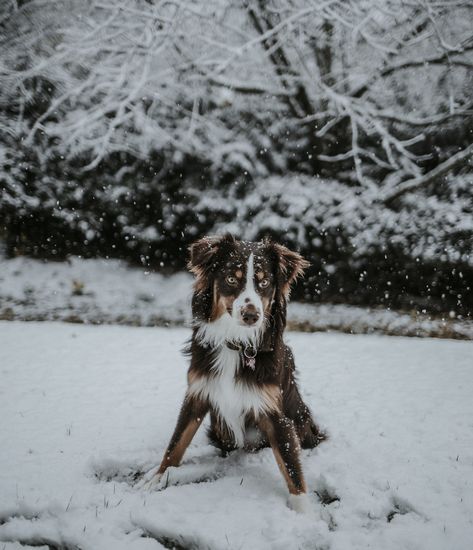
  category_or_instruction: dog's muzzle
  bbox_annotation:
[240,304,260,326]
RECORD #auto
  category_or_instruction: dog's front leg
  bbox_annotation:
[145,393,208,489]
[260,413,310,513]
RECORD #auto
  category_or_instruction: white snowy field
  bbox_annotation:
[1,322,473,550]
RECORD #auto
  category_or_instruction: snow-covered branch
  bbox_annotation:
[383,142,473,206]
[1,0,472,181]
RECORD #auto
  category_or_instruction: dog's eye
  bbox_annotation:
[259,278,270,289]
[226,276,238,286]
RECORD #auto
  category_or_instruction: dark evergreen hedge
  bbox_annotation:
[1,140,472,317]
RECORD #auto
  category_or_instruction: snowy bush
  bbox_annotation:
[204,174,473,313]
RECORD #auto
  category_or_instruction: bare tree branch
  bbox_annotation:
[352,38,473,98]
[383,142,473,206]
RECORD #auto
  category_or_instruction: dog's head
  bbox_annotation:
[188,234,309,344]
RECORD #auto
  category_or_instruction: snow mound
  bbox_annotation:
[1,256,472,339]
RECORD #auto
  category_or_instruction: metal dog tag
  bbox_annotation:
[246,357,256,370]
[243,345,257,370]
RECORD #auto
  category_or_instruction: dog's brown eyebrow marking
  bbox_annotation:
[235,270,243,279]
[256,271,266,280]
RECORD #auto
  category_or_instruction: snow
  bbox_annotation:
[1,321,473,549]
[288,302,473,340]
[0,256,192,326]
[2,255,472,339]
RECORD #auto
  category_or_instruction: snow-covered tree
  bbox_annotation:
[1,0,472,313]
[2,0,472,183]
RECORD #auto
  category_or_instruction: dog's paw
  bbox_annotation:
[144,473,164,491]
[287,492,312,514]
[136,470,164,491]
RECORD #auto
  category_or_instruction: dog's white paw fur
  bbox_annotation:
[142,472,163,491]
[288,492,312,514]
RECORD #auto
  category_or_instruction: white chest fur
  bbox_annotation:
[188,346,270,447]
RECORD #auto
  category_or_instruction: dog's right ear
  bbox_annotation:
[188,234,235,293]
[189,234,236,323]
[188,236,220,293]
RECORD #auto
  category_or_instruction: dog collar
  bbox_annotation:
[225,341,256,370]
[225,340,273,370]
[225,341,273,352]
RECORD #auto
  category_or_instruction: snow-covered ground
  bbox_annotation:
[1,321,472,549]
[1,255,472,339]
[0,256,192,326]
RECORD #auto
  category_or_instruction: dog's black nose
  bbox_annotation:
[241,307,260,326]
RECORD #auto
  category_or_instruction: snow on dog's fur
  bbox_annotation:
[146,234,325,511]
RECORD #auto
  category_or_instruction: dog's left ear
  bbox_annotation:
[260,240,309,350]
[272,242,310,299]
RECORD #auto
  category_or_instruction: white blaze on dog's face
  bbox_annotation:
[232,253,264,329]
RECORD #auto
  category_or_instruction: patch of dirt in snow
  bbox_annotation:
[1,255,472,340]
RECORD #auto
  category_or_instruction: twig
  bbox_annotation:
[383,142,473,206]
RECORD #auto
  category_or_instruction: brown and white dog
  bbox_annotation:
[146,234,325,511]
